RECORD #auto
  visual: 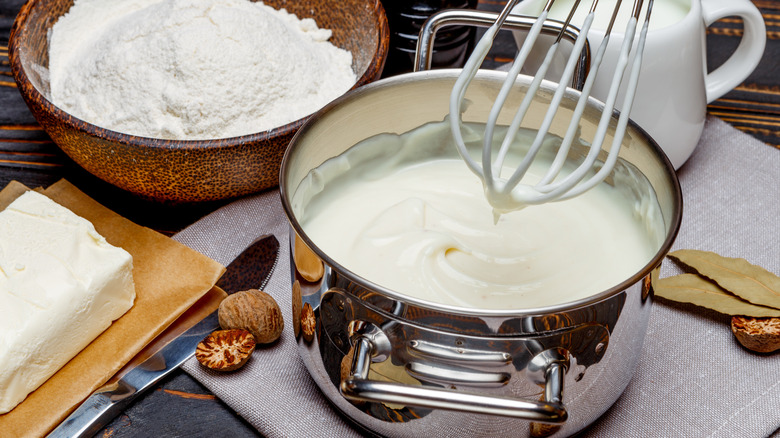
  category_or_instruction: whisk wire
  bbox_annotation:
[501,7,596,192]
[493,0,588,169]
[449,0,653,209]
[561,0,653,200]
[535,8,631,199]
[538,0,621,187]
[480,11,550,191]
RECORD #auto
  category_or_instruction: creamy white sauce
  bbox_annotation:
[294,120,664,310]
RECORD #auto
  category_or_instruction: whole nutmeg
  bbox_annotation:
[731,316,780,353]
[219,289,284,344]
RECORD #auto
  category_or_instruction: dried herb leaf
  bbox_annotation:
[654,273,780,318]
[668,249,780,310]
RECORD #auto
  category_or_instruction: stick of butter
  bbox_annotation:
[0,191,136,414]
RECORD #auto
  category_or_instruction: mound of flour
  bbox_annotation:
[48,0,356,140]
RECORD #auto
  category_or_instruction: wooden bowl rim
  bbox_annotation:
[9,0,389,152]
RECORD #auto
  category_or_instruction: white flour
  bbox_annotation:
[48,0,356,140]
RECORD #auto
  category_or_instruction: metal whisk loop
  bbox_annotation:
[558,0,653,201]
[449,0,654,211]
[449,0,547,180]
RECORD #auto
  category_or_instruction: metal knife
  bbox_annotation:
[47,234,280,438]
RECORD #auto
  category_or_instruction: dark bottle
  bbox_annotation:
[381,0,479,77]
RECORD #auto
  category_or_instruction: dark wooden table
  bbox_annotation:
[1,0,778,437]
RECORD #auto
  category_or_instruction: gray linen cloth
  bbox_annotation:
[175,116,780,437]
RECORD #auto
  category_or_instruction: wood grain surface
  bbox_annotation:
[0,0,777,437]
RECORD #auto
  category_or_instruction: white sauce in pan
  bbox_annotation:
[293,120,663,309]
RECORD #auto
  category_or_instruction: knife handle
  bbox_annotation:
[47,311,220,438]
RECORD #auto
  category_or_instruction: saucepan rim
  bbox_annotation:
[280,68,683,319]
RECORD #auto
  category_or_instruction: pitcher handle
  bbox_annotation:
[701,0,766,103]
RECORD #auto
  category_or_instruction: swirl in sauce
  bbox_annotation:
[294,120,663,310]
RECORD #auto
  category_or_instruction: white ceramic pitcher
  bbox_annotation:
[511,0,766,169]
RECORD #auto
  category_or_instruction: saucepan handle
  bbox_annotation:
[414,8,589,91]
[340,330,569,423]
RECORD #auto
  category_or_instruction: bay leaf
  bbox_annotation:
[653,273,780,318]
[667,249,780,310]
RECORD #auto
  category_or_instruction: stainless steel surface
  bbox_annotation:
[340,326,568,422]
[280,71,682,437]
[414,9,589,90]
[48,235,280,438]
[408,340,512,366]
[342,374,567,422]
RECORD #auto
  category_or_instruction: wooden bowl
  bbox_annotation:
[9,0,389,203]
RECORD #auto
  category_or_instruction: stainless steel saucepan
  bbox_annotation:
[280,68,682,437]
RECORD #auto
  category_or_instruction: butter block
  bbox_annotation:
[0,191,135,414]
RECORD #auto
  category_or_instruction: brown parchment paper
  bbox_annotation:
[0,180,226,438]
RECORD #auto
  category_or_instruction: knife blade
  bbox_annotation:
[47,234,280,438]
